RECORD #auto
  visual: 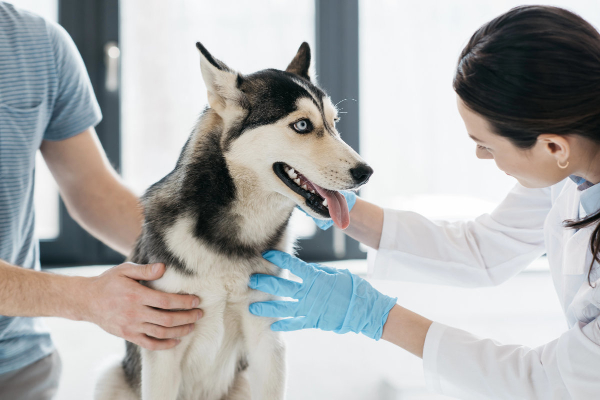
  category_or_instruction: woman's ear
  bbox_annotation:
[196,42,243,114]
[538,134,571,165]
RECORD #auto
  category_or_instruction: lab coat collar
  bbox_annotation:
[569,175,599,216]
[580,183,600,217]
[570,175,588,186]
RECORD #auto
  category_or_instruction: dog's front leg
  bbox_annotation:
[141,347,183,400]
[223,370,251,400]
[246,322,287,400]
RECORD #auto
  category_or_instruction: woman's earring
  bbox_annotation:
[558,160,570,169]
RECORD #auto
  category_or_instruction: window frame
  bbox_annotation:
[40,0,123,266]
[297,0,364,262]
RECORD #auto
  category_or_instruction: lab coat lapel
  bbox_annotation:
[559,184,586,275]
[562,227,592,275]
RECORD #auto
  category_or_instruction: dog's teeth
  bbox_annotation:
[310,190,315,194]
[323,198,328,207]
[294,178,301,185]
[291,172,298,179]
[301,184,308,190]
[289,168,295,174]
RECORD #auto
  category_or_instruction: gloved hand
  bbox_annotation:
[248,250,397,340]
[298,190,357,230]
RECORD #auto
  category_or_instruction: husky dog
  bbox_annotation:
[95,42,373,400]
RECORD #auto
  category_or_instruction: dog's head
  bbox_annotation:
[196,42,372,230]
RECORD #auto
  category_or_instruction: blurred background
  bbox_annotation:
[9,0,600,398]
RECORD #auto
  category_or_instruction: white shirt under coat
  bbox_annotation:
[367,177,600,399]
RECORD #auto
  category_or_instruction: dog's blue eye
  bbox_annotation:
[292,119,312,134]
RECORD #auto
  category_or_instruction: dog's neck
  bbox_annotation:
[225,161,296,250]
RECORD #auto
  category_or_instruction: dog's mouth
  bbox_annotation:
[273,162,350,229]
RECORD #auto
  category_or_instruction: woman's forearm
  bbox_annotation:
[382,304,434,358]
[343,197,384,249]
[344,200,434,356]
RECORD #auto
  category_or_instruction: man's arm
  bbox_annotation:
[0,257,202,350]
[0,258,83,319]
[25,127,202,350]
[40,127,142,256]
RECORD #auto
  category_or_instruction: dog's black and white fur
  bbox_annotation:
[94,42,371,400]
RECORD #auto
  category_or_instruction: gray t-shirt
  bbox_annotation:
[0,2,102,374]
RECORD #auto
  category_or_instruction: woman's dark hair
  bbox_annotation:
[454,5,600,286]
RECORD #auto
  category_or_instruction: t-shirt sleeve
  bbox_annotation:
[43,20,102,141]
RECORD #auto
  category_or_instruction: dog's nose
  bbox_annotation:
[350,163,373,185]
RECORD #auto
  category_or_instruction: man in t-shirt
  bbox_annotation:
[0,3,202,398]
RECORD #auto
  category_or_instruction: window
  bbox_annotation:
[7,0,57,21]
[120,0,315,196]
[35,0,600,265]
[120,0,319,246]
[359,0,600,221]
[37,0,122,266]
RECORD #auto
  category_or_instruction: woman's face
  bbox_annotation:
[456,95,571,189]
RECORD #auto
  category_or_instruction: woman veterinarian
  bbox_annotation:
[249,5,600,399]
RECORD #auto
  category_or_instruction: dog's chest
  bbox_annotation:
[145,255,280,399]
[149,254,278,303]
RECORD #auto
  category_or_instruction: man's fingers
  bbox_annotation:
[118,262,165,281]
[135,334,181,351]
[145,308,202,328]
[270,317,308,332]
[249,300,297,318]
[248,274,302,298]
[143,323,195,340]
[140,285,200,310]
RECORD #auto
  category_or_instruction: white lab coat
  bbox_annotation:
[367,178,600,399]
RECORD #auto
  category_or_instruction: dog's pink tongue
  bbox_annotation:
[312,184,350,230]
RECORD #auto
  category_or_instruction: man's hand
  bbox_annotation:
[81,262,202,350]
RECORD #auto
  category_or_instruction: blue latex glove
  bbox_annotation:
[248,250,397,340]
[298,190,357,230]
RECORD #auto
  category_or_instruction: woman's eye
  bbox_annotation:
[477,144,490,151]
[292,119,312,134]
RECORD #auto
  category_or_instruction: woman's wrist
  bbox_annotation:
[381,304,434,358]
[344,198,384,249]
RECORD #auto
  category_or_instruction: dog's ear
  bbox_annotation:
[196,42,242,113]
[286,42,311,81]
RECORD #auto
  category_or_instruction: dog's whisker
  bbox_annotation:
[334,98,348,107]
